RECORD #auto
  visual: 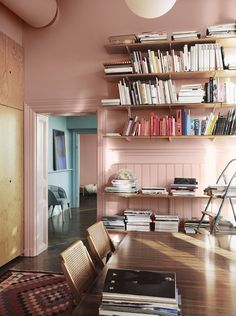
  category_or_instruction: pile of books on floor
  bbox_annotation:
[171,30,200,40]
[99,268,182,316]
[136,31,168,42]
[105,178,139,194]
[206,22,236,37]
[155,214,180,232]
[104,60,133,74]
[215,217,236,234]
[102,215,126,230]
[184,217,210,234]
[124,208,153,231]
[168,178,198,196]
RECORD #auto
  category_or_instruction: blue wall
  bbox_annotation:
[48,116,72,206]
[48,115,97,214]
[67,115,97,132]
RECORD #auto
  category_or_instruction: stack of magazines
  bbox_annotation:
[171,30,200,40]
[105,179,139,193]
[184,217,210,234]
[124,208,153,231]
[206,22,236,37]
[99,268,182,316]
[155,215,180,232]
[102,215,126,230]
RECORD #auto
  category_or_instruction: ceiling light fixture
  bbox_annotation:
[124,0,176,19]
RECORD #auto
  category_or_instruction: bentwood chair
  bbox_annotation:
[87,221,115,269]
[60,240,97,304]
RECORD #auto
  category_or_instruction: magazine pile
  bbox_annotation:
[99,268,182,316]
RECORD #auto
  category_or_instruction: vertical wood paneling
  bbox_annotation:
[101,141,235,220]
[0,106,23,266]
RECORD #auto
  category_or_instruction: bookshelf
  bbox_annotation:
[98,34,236,222]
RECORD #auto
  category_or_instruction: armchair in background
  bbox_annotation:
[48,185,72,222]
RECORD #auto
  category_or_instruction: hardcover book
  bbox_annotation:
[102,269,176,304]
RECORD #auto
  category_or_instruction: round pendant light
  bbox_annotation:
[124,0,176,19]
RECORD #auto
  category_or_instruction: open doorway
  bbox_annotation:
[46,114,97,251]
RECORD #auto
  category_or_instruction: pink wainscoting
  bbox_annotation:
[0,2,22,44]
[80,134,97,186]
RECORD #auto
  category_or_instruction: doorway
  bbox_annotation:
[40,114,98,254]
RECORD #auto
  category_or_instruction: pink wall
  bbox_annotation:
[80,134,97,185]
[23,0,236,107]
[22,0,236,220]
[0,3,22,44]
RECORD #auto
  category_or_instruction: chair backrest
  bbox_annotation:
[48,189,58,207]
[58,186,67,198]
[87,221,115,269]
[60,240,97,304]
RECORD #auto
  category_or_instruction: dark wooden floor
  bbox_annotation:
[0,195,97,275]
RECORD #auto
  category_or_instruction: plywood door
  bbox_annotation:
[0,105,23,267]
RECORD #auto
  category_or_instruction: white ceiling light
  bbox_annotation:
[124,0,176,19]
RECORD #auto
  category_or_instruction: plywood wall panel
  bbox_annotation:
[6,35,24,110]
[0,105,23,266]
[0,32,7,105]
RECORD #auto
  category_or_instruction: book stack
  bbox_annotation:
[124,208,153,231]
[184,217,210,234]
[168,178,198,196]
[154,215,179,232]
[141,187,168,195]
[171,30,200,40]
[102,215,126,230]
[204,184,236,197]
[206,23,236,37]
[101,99,121,106]
[178,84,205,103]
[99,268,181,316]
[108,34,137,45]
[215,218,236,234]
[105,179,139,194]
[136,31,168,42]
[104,60,133,74]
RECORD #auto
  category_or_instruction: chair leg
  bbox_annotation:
[68,203,72,219]
[50,206,55,217]
[60,205,65,223]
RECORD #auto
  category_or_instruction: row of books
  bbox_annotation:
[128,44,225,75]
[99,268,181,316]
[107,23,236,45]
[116,78,236,106]
[121,108,236,137]
[102,209,180,233]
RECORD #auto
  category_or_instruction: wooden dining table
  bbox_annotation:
[72,231,236,316]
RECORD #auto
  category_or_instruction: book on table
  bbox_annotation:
[102,269,176,304]
[99,268,180,315]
